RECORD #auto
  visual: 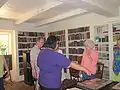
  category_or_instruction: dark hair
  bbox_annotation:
[45,35,59,49]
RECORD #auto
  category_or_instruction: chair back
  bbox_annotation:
[69,68,80,81]
[96,62,104,79]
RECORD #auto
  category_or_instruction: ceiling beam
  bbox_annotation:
[75,0,118,17]
[35,8,88,27]
[15,1,63,24]
[57,0,118,17]
[0,0,8,8]
[109,0,120,5]
[35,0,119,26]
[16,0,119,25]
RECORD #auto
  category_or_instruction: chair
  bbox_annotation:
[61,60,81,90]
[96,62,104,79]
[69,68,80,82]
[61,68,80,90]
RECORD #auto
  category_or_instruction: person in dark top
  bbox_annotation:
[37,35,91,90]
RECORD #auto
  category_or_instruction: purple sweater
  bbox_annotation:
[37,49,71,88]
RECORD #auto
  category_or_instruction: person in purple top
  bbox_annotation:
[37,35,91,90]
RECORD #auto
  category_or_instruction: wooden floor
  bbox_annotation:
[5,81,34,90]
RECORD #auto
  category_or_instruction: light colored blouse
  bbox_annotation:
[81,48,98,74]
[0,56,4,78]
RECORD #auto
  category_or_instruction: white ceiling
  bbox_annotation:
[0,0,120,26]
[26,3,86,23]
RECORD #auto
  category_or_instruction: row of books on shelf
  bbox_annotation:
[59,41,66,47]
[48,30,65,35]
[18,43,35,49]
[69,55,82,62]
[69,48,84,54]
[113,27,120,32]
[19,50,29,56]
[19,69,24,75]
[95,36,109,42]
[18,37,37,42]
[95,45,109,51]
[99,53,109,60]
[19,57,23,62]
[68,32,90,40]
[19,63,24,69]
[68,27,89,34]
[18,32,44,37]
[57,35,65,41]
[60,48,66,54]
[68,41,84,47]
[99,57,109,60]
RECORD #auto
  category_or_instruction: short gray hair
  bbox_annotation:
[84,40,95,48]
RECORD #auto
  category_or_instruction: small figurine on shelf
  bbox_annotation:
[113,39,120,76]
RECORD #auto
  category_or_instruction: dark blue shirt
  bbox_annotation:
[37,49,71,88]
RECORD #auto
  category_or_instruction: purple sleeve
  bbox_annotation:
[37,53,40,68]
[56,54,72,68]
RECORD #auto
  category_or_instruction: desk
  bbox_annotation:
[76,78,118,90]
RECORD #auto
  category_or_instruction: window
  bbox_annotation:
[0,34,8,55]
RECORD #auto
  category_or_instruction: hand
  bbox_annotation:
[3,71,10,79]
[6,71,10,78]
[84,68,92,76]
[32,71,37,79]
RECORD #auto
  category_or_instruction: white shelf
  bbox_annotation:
[98,51,109,53]
[68,39,85,42]
[18,42,35,44]
[54,34,65,36]
[68,31,89,35]
[99,59,109,67]
[18,48,31,51]
[19,68,24,69]
[19,55,23,57]
[68,54,83,56]
[95,42,109,44]
[18,36,38,38]
[69,46,85,49]
[19,62,24,64]
[17,31,45,80]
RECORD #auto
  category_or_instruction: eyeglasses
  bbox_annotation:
[39,42,44,44]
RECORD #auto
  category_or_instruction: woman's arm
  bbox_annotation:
[4,58,9,72]
[3,57,10,77]
[69,62,91,75]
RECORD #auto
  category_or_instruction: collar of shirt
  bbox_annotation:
[34,45,40,49]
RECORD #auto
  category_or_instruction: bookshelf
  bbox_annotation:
[17,31,44,76]
[94,25,109,79]
[48,30,66,56]
[68,26,90,62]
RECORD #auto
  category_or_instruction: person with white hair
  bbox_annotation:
[80,39,98,80]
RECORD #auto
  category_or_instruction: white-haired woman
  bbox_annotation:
[81,40,98,80]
